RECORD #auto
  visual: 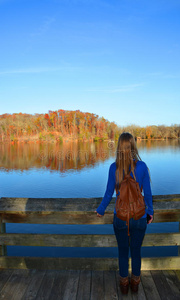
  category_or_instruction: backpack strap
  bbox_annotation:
[129,162,143,193]
[126,212,130,236]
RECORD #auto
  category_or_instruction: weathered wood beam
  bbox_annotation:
[0,217,6,256]
[0,256,179,270]
[0,195,180,213]
[0,197,179,225]
[179,222,180,256]
[0,209,179,224]
[0,232,179,247]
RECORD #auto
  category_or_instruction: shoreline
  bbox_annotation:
[0,137,179,144]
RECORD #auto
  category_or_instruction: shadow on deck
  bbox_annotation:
[0,268,180,300]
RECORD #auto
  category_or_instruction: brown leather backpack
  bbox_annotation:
[115,171,145,236]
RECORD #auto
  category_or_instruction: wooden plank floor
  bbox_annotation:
[0,269,179,300]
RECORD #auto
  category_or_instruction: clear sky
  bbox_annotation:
[0,0,180,127]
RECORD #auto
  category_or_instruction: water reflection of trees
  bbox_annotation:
[0,141,116,173]
[0,140,180,173]
[137,139,180,150]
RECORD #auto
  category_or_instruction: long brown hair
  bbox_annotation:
[115,132,142,190]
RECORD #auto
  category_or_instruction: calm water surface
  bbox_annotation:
[0,140,180,257]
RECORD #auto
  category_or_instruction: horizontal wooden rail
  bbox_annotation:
[0,256,179,271]
[0,195,180,224]
[0,195,180,270]
[0,232,180,247]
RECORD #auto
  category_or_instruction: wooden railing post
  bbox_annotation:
[0,217,7,256]
[179,222,180,256]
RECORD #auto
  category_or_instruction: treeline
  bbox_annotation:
[0,110,179,142]
[0,110,118,142]
[122,124,180,140]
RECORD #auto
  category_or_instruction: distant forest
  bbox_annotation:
[0,110,180,142]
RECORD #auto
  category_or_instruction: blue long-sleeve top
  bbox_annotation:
[96,160,154,218]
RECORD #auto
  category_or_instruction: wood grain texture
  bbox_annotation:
[61,270,80,300]
[141,270,161,300]
[76,270,91,300]
[0,256,118,270]
[0,269,34,300]
[174,270,180,282]
[0,256,180,271]
[162,270,180,299]
[0,269,179,300]
[0,232,179,247]
[151,270,179,300]
[48,270,69,300]
[0,217,7,256]
[0,268,14,291]
[91,271,104,300]
[34,270,56,300]
[0,196,180,224]
[21,269,46,300]
[104,271,118,300]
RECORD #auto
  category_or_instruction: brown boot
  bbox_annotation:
[130,274,140,293]
[119,276,129,294]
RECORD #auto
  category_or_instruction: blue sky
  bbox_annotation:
[0,0,180,127]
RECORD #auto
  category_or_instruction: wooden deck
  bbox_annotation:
[0,268,180,300]
[0,196,180,299]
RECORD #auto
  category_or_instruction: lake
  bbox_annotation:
[0,139,180,258]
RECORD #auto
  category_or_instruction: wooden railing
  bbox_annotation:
[0,195,180,270]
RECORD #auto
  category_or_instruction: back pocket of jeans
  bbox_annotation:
[113,214,127,229]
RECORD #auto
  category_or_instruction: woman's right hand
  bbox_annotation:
[147,215,153,224]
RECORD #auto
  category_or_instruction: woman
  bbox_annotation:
[95,132,153,294]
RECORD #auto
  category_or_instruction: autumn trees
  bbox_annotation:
[0,110,179,142]
[0,110,118,142]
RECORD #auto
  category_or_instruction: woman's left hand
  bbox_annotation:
[94,211,103,217]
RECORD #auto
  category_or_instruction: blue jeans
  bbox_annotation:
[113,214,147,277]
